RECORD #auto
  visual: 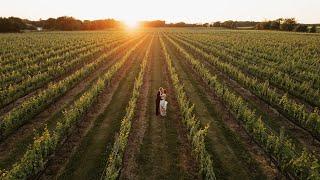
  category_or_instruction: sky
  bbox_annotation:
[1,0,319,24]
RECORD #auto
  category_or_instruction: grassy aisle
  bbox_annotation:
[57,36,151,180]
[0,39,136,171]
[136,35,198,179]
[170,35,320,156]
[191,42,320,156]
[163,36,270,179]
[119,36,153,178]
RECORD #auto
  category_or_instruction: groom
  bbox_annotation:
[156,87,163,116]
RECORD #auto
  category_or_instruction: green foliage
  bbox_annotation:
[280,18,297,31]
[160,37,216,180]
[0,36,147,180]
[0,35,129,108]
[1,127,56,179]
[165,34,320,179]
[0,17,28,33]
[103,36,153,180]
[293,24,308,32]
[254,18,316,33]
[309,25,317,33]
[171,34,320,141]
[0,36,141,140]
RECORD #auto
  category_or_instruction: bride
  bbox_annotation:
[160,89,168,116]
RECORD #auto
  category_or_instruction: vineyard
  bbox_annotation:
[0,29,319,180]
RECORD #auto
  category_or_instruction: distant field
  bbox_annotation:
[236,26,255,30]
[0,29,319,179]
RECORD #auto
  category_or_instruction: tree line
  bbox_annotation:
[254,18,317,33]
[0,16,122,32]
[211,18,317,33]
[211,21,259,28]
[0,16,318,33]
[139,20,203,27]
[0,17,34,32]
[34,17,121,30]
[139,20,257,28]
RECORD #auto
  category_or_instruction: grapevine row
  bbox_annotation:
[0,42,99,88]
[182,31,320,74]
[164,35,320,179]
[0,35,78,66]
[0,36,144,140]
[0,32,123,67]
[200,36,320,87]
[175,34,320,106]
[0,36,146,180]
[160,37,216,179]
[0,36,139,108]
[103,36,153,179]
[0,40,95,74]
[0,35,118,73]
[0,36,125,88]
[168,35,320,141]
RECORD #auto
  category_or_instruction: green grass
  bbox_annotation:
[165,37,267,179]
[58,44,145,180]
[136,37,192,179]
[0,50,123,171]
[187,37,311,154]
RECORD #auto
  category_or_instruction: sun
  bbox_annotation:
[124,19,139,29]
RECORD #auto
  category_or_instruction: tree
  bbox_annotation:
[43,18,57,29]
[203,23,209,27]
[255,21,271,30]
[309,25,317,33]
[280,18,297,31]
[270,21,280,30]
[140,20,165,27]
[55,16,82,30]
[0,17,26,32]
[35,17,121,31]
[212,21,221,27]
[235,21,259,27]
[293,24,308,32]
[221,20,237,29]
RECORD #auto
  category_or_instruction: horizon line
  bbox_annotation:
[1,15,319,24]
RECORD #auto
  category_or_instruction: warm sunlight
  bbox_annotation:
[1,0,320,179]
[2,0,320,24]
[124,19,139,29]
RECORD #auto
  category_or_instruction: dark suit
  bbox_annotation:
[156,90,161,116]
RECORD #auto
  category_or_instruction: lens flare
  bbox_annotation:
[124,19,139,29]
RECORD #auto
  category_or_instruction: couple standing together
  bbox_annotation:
[156,87,168,116]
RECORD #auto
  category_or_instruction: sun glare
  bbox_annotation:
[124,19,139,29]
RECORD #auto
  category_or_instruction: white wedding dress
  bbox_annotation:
[160,93,168,116]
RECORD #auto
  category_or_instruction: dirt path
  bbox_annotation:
[0,36,142,117]
[52,36,152,180]
[172,36,320,157]
[0,37,144,171]
[197,52,320,156]
[169,34,320,158]
[135,35,198,179]
[119,36,154,179]
[173,34,317,111]
[0,38,125,116]
[163,36,277,179]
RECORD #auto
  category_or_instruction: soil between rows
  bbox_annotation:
[0,36,145,171]
[119,36,154,179]
[0,37,126,115]
[135,35,198,179]
[174,34,317,111]
[163,35,278,179]
[169,34,320,157]
[52,35,152,180]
